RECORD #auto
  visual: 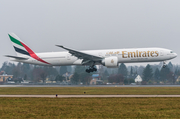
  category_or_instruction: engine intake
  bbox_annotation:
[102,57,118,68]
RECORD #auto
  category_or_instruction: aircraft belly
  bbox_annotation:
[46,58,76,66]
[118,56,166,63]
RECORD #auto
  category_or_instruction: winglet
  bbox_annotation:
[56,45,64,48]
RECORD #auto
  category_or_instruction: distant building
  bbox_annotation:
[90,74,103,85]
[7,81,15,84]
[0,71,5,75]
[176,76,180,83]
[46,81,56,83]
[63,72,73,81]
[134,75,142,83]
[21,80,30,84]
[0,74,13,83]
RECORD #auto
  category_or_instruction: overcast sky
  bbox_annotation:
[0,0,180,67]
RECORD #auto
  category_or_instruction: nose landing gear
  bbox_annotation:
[163,61,167,68]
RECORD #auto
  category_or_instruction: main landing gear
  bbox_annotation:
[86,66,97,73]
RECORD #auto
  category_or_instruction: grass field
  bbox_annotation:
[1,87,180,118]
[0,87,180,95]
[0,97,180,118]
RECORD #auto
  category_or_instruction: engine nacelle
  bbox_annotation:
[101,57,118,68]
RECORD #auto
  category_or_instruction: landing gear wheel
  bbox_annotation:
[162,61,167,68]
[85,66,97,73]
[86,69,90,73]
[93,68,97,72]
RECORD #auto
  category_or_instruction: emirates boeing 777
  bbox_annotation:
[5,33,177,73]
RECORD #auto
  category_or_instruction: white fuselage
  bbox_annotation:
[10,47,177,66]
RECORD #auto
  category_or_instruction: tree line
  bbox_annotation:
[1,61,180,84]
[107,62,180,84]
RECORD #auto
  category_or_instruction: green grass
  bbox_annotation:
[0,97,180,118]
[0,87,180,95]
[1,87,180,118]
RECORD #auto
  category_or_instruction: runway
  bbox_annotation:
[1,85,180,87]
[1,95,180,98]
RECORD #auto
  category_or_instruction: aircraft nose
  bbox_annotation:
[172,53,178,58]
[175,53,177,58]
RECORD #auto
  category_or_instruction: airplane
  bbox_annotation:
[5,33,177,73]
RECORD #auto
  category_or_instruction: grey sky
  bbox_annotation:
[0,0,180,67]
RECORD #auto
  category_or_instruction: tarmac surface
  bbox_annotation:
[1,95,180,98]
[1,85,180,87]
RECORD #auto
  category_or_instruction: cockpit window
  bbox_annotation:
[170,51,174,53]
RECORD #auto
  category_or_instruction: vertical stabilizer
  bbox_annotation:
[8,33,50,65]
[8,33,31,57]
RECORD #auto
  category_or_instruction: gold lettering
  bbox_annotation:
[121,50,159,58]
[128,52,136,58]
[142,51,147,57]
[122,51,127,58]
[139,51,142,57]
[109,52,113,54]
[147,51,150,57]
[136,50,138,57]
[106,51,120,55]
[150,51,155,57]
[155,51,159,57]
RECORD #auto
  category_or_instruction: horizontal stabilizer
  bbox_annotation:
[5,55,29,60]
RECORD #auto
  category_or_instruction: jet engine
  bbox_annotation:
[101,56,118,68]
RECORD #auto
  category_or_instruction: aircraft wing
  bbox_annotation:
[56,45,103,62]
[5,55,29,60]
